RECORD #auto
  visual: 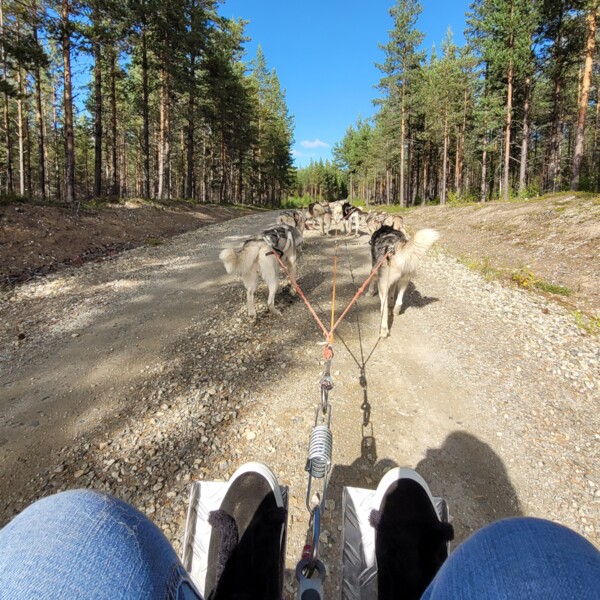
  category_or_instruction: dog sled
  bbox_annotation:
[181,466,450,599]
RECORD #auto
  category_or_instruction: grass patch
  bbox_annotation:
[145,238,164,246]
[510,268,572,296]
[572,311,600,335]
[457,256,500,281]
[281,195,313,208]
[0,192,29,205]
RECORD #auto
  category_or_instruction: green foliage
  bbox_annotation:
[0,192,29,206]
[447,190,478,205]
[291,160,347,202]
[510,268,572,296]
[281,195,312,208]
[572,311,600,335]
[518,181,541,199]
[457,256,500,280]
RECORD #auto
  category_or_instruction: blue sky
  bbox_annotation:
[219,0,470,168]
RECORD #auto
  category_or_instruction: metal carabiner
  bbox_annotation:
[320,375,333,413]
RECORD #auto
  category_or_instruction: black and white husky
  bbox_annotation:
[369,225,439,337]
[219,224,302,318]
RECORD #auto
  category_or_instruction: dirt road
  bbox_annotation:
[1,209,598,597]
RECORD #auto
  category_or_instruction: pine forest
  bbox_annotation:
[1,0,599,207]
[0,0,294,206]
[299,0,600,205]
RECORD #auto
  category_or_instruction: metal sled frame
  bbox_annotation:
[181,468,447,600]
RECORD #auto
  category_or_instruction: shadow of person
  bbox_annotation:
[416,431,523,546]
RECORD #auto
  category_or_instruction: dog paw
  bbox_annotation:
[269,306,282,317]
[393,305,402,316]
[379,328,390,338]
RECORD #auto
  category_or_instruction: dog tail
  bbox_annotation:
[408,228,439,258]
[219,247,239,274]
[219,242,261,276]
[395,228,439,273]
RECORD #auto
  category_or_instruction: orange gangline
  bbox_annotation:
[270,251,330,340]
[328,250,389,340]
[270,247,390,346]
[330,254,337,344]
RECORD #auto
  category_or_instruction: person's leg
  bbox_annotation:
[422,517,600,599]
[0,489,201,600]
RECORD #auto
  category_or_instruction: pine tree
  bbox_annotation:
[570,0,598,190]
[467,0,539,201]
[375,0,425,206]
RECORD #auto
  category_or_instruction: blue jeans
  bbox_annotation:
[0,490,200,599]
[0,490,599,599]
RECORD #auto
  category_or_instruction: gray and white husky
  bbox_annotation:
[307,202,332,235]
[276,209,306,233]
[219,224,302,318]
[369,225,439,337]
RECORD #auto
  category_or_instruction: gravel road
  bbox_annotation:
[1,210,598,598]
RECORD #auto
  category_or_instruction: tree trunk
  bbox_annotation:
[547,15,565,192]
[386,169,391,204]
[570,3,597,190]
[121,131,128,196]
[141,21,150,199]
[110,48,118,197]
[503,59,513,201]
[158,75,166,199]
[61,0,76,203]
[1,0,14,192]
[186,84,195,198]
[93,6,102,198]
[399,82,406,207]
[594,87,600,192]
[480,142,487,203]
[180,126,185,198]
[441,111,448,205]
[456,87,468,197]
[518,74,532,195]
[53,86,61,200]
[422,142,428,204]
[16,60,25,196]
[24,92,31,196]
[33,22,47,201]
[164,84,171,200]
[454,129,460,195]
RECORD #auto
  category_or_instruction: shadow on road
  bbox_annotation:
[416,431,523,544]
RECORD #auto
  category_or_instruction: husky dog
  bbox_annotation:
[366,211,388,234]
[364,211,406,235]
[369,225,439,337]
[340,202,369,236]
[219,224,302,318]
[383,214,406,233]
[276,209,306,233]
[307,202,332,235]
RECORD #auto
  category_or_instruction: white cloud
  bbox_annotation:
[300,138,330,149]
[292,149,315,158]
